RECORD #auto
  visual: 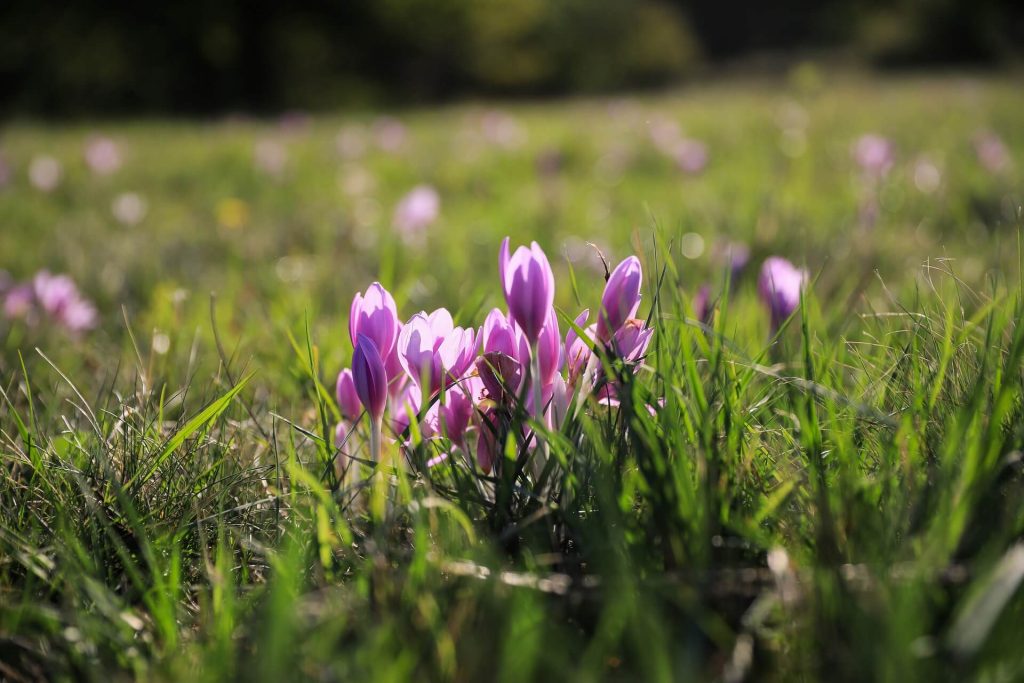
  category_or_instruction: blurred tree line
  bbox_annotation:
[1,0,1021,116]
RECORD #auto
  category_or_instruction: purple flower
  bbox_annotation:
[58,297,98,334]
[974,131,1011,175]
[597,256,642,341]
[437,377,481,448]
[499,237,555,345]
[611,319,653,362]
[349,283,400,360]
[476,409,500,474]
[548,373,570,431]
[397,309,478,395]
[334,422,353,463]
[336,369,362,421]
[535,308,562,387]
[853,134,895,178]
[565,310,594,386]
[674,139,709,175]
[757,257,808,331]
[29,156,62,192]
[476,308,528,401]
[389,381,422,436]
[33,271,97,333]
[392,185,440,240]
[719,241,750,282]
[693,284,711,324]
[84,136,122,175]
[477,352,523,403]
[352,334,388,422]
[373,117,407,152]
[4,283,35,320]
[112,192,147,225]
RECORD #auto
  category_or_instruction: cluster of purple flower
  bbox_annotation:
[1,271,98,335]
[333,238,653,473]
[692,249,808,335]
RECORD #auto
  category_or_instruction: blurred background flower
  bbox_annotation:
[28,155,62,192]
[392,185,440,241]
[84,136,122,175]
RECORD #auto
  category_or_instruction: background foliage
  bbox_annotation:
[1,0,1022,115]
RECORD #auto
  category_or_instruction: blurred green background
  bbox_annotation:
[2,0,1023,116]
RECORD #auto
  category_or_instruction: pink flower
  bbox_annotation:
[535,308,562,387]
[476,409,500,474]
[597,256,642,341]
[336,369,362,421]
[565,310,594,386]
[499,237,555,345]
[373,117,407,152]
[476,308,528,401]
[84,136,122,175]
[853,134,895,178]
[389,381,422,436]
[611,319,653,363]
[397,309,478,395]
[437,376,481,448]
[334,422,353,464]
[112,192,147,225]
[349,283,400,360]
[392,185,440,239]
[33,271,97,333]
[29,156,62,192]
[757,257,808,331]
[352,334,388,422]
[4,283,35,320]
[974,131,1011,175]
[693,284,711,324]
[674,139,709,175]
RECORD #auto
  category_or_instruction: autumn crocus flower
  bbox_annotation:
[33,272,97,333]
[349,283,400,360]
[29,156,62,192]
[84,136,122,175]
[389,382,422,436]
[499,237,555,345]
[693,285,711,325]
[476,409,500,474]
[674,139,709,175]
[336,368,362,421]
[974,131,1011,175]
[353,335,388,422]
[565,310,594,386]
[611,319,654,363]
[535,308,562,388]
[853,134,895,178]
[353,334,388,459]
[437,377,481,449]
[757,257,807,331]
[597,256,642,341]
[397,309,478,395]
[393,185,440,240]
[3,283,35,320]
[477,308,527,401]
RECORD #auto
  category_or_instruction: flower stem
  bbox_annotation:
[530,344,548,481]
[369,414,382,463]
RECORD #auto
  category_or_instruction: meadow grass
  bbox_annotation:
[1,74,1024,681]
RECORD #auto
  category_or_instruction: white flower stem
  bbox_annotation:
[531,343,548,481]
[369,414,383,463]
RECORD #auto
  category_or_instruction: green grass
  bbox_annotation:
[2,73,1024,681]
